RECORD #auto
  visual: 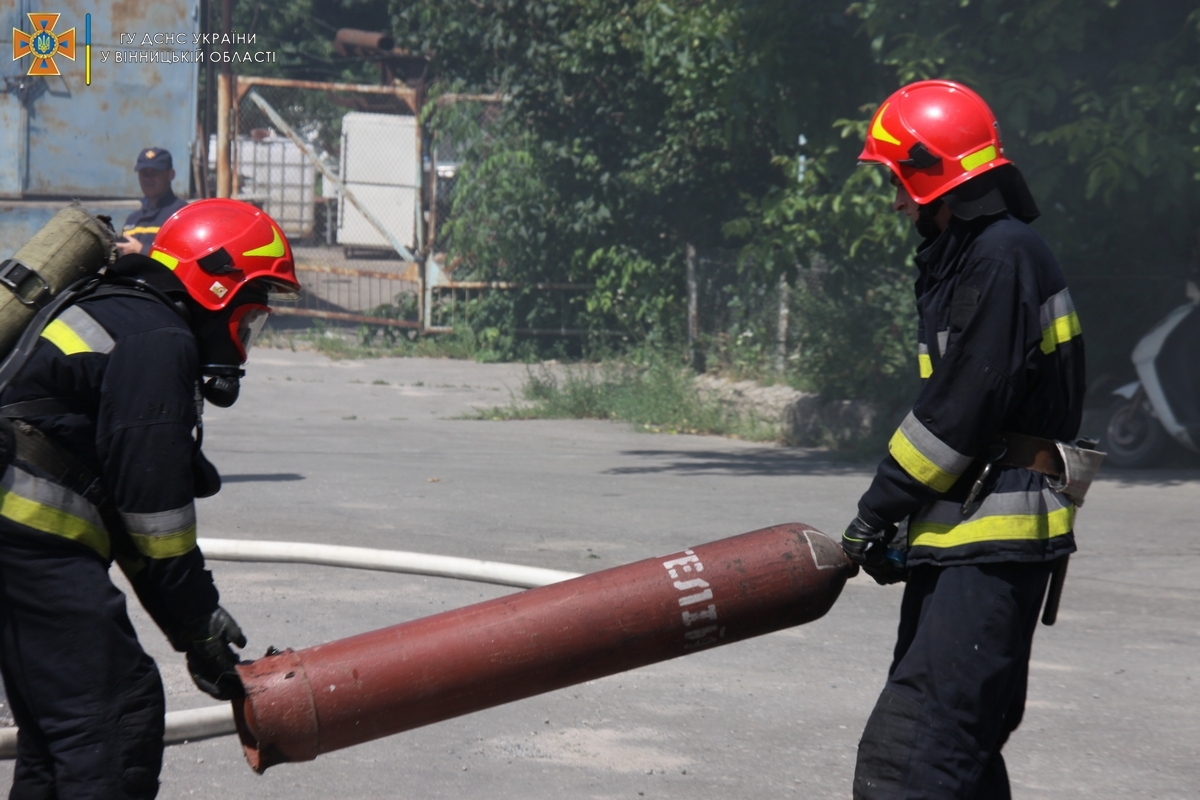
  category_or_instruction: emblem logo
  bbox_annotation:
[12,13,76,77]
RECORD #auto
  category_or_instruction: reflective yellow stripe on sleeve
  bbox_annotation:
[888,412,974,493]
[918,343,932,379]
[120,503,198,559]
[122,226,162,236]
[1039,288,1082,355]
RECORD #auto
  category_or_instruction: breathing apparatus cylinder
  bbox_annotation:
[0,205,115,361]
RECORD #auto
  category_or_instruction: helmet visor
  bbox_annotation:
[229,304,271,362]
[261,276,301,301]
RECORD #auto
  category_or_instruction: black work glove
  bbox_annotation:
[180,607,247,700]
[842,516,907,586]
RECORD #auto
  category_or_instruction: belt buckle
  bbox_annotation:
[0,259,51,307]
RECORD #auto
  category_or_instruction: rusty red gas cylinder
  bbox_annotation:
[234,523,854,772]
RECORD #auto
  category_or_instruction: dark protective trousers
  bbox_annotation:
[0,531,165,800]
[853,561,1054,800]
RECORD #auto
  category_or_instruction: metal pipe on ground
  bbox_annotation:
[233,523,855,773]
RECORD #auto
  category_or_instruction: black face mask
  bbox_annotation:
[193,287,268,408]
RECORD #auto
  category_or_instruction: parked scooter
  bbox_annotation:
[1099,282,1200,467]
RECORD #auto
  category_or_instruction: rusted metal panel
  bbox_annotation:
[0,0,198,199]
[233,523,855,772]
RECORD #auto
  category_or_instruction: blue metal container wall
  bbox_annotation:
[0,0,199,199]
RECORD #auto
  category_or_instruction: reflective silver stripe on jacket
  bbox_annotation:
[48,306,115,354]
[912,486,1072,527]
[1039,288,1076,331]
[120,504,197,537]
[0,464,109,556]
[909,487,1075,549]
[119,503,198,558]
[888,412,974,492]
[1039,288,1082,354]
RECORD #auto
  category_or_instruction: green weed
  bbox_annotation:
[477,355,775,441]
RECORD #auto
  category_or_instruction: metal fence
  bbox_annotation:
[202,81,598,337]
[688,247,792,374]
[209,77,424,330]
[425,97,505,257]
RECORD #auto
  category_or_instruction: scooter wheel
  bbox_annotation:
[1100,396,1168,468]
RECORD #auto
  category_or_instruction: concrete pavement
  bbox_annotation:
[0,349,1195,798]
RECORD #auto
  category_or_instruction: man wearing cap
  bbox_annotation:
[115,148,188,258]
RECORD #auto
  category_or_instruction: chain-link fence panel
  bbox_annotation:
[426,97,504,257]
[199,79,425,331]
[692,248,791,375]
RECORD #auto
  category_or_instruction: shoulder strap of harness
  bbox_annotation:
[0,273,189,398]
[0,274,193,541]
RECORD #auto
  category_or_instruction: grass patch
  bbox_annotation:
[477,357,777,441]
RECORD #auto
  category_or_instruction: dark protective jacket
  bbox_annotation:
[857,212,1086,567]
[0,258,219,632]
[122,192,187,254]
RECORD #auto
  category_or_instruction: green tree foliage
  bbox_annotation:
[218,0,395,81]
[847,0,1200,392]
[394,0,1200,401]
[398,0,886,356]
[201,0,401,182]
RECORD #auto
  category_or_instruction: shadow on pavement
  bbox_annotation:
[608,448,874,477]
[609,446,1200,485]
[221,473,306,483]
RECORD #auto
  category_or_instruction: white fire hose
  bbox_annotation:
[0,539,580,759]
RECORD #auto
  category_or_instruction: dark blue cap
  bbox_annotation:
[135,147,173,172]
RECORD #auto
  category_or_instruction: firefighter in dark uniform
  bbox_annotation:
[841,81,1089,799]
[0,199,300,798]
[115,148,188,258]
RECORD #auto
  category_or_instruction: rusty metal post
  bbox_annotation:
[215,74,230,197]
[233,523,854,772]
[215,0,233,198]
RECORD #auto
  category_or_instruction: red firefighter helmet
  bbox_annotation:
[149,198,301,312]
[859,80,1010,205]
